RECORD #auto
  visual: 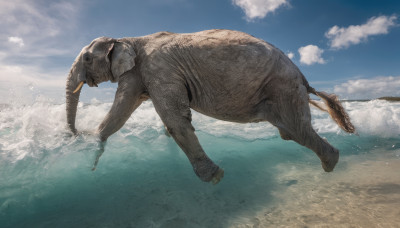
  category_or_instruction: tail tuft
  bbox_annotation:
[313,91,356,134]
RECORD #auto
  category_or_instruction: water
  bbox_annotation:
[1,97,400,227]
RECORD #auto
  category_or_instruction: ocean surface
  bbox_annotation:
[1,97,400,227]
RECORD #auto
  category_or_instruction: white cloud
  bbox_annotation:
[8,36,24,47]
[232,0,288,21]
[0,0,79,38]
[287,51,294,59]
[0,61,117,104]
[0,0,85,103]
[325,15,397,49]
[0,64,65,88]
[298,45,325,65]
[0,0,82,57]
[0,62,66,104]
[333,76,400,99]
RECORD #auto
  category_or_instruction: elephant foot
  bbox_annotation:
[211,168,224,185]
[192,158,224,184]
[321,147,339,172]
[91,140,106,171]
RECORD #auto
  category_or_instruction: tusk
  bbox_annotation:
[73,81,84,93]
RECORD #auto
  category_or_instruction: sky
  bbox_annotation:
[0,0,399,103]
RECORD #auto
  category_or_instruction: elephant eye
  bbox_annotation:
[83,52,92,63]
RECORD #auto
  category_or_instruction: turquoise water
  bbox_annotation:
[1,100,400,227]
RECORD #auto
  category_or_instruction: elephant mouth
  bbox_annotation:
[73,81,99,94]
[86,74,98,88]
[73,77,99,93]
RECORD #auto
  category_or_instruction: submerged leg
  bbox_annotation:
[93,73,145,169]
[266,83,339,171]
[281,124,339,172]
[150,83,224,184]
[92,141,106,171]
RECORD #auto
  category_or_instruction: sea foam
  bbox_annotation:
[1,97,400,227]
[1,99,400,162]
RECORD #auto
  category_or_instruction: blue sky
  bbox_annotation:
[0,0,399,103]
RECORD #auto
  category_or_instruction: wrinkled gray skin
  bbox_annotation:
[66,29,343,184]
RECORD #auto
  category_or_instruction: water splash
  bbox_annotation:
[1,98,399,227]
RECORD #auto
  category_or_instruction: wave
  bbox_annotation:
[1,97,400,227]
[1,98,400,162]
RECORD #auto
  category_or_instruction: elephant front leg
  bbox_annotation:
[93,74,145,169]
[167,120,224,184]
[92,140,106,171]
[150,84,224,184]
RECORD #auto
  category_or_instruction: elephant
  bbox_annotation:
[66,29,355,184]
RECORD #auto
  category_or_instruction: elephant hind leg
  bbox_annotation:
[265,86,339,172]
[294,125,339,172]
[276,120,339,172]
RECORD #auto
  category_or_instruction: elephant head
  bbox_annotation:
[66,37,137,134]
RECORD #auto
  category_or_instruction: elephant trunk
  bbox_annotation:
[66,54,86,135]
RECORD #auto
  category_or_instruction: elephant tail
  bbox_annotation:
[306,84,356,134]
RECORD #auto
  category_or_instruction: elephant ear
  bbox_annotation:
[110,41,136,82]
